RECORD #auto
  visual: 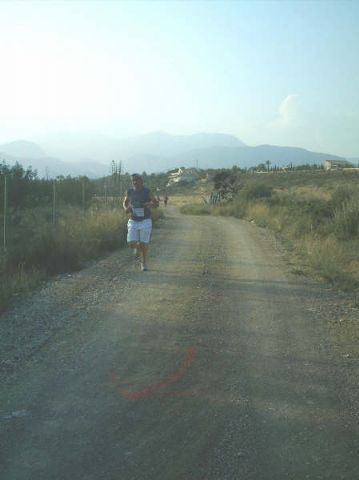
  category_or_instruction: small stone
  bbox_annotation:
[12,410,31,418]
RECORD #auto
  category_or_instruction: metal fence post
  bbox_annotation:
[82,180,85,214]
[52,179,56,225]
[3,175,7,254]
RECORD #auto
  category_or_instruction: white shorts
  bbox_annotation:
[127,218,152,244]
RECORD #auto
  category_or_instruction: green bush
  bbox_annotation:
[299,198,333,231]
[240,183,273,200]
[333,198,359,240]
[0,206,129,311]
[330,185,356,210]
[180,204,211,215]
[205,171,359,295]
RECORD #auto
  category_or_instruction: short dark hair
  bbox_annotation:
[131,173,142,180]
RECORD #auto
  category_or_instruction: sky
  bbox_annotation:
[0,0,358,157]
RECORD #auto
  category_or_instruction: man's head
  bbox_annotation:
[131,173,143,189]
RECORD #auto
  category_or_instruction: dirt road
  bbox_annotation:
[1,206,358,479]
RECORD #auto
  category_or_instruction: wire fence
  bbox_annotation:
[0,174,125,262]
[0,173,134,310]
[0,165,170,291]
[3,175,7,255]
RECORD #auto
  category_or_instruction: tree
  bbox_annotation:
[256,163,267,172]
[0,162,38,211]
[213,170,240,197]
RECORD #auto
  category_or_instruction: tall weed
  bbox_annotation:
[180,204,211,215]
[333,195,359,240]
[240,183,273,200]
[305,235,356,290]
[0,206,130,311]
[205,171,359,294]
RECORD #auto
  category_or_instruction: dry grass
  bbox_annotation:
[1,205,156,312]
[170,193,206,208]
[180,170,359,299]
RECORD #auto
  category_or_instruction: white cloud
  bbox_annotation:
[271,94,301,128]
[239,94,319,150]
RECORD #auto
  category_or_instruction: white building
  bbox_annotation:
[167,168,200,186]
[324,159,353,170]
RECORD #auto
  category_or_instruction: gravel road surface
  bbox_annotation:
[1,206,358,479]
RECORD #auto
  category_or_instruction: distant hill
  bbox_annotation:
[116,131,246,158]
[0,149,108,179]
[246,144,345,168]
[125,144,345,172]
[1,154,109,178]
[38,131,246,164]
[0,133,348,177]
[0,140,47,159]
[348,157,359,166]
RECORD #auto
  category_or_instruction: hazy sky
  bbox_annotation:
[1,0,358,156]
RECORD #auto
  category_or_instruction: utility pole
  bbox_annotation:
[118,160,122,198]
[3,175,7,254]
[52,180,56,225]
[104,183,108,206]
[82,180,86,213]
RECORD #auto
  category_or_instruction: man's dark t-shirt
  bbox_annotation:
[127,187,151,221]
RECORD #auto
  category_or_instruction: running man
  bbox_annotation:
[123,173,159,271]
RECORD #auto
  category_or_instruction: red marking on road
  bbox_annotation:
[112,347,196,401]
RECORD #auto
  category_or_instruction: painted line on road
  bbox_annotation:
[111,346,196,401]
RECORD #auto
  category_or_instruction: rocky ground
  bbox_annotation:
[1,206,358,479]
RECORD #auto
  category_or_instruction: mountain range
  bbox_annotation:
[0,132,347,178]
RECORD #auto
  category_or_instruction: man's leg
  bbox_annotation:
[138,219,152,271]
[127,220,141,264]
[129,241,140,255]
[138,242,149,271]
[128,241,137,250]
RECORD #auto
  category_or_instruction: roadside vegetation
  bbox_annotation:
[181,168,359,302]
[0,162,163,312]
[1,207,126,304]
[2,160,358,311]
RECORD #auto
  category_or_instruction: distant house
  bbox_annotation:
[167,167,200,186]
[324,159,353,170]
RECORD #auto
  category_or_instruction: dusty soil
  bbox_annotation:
[1,206,358,479]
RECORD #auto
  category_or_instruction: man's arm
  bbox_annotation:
[144,191,159,208]
[123,193,131,213]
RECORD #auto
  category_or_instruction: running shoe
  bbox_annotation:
[140,262,148,272]
[133,248,141,262]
